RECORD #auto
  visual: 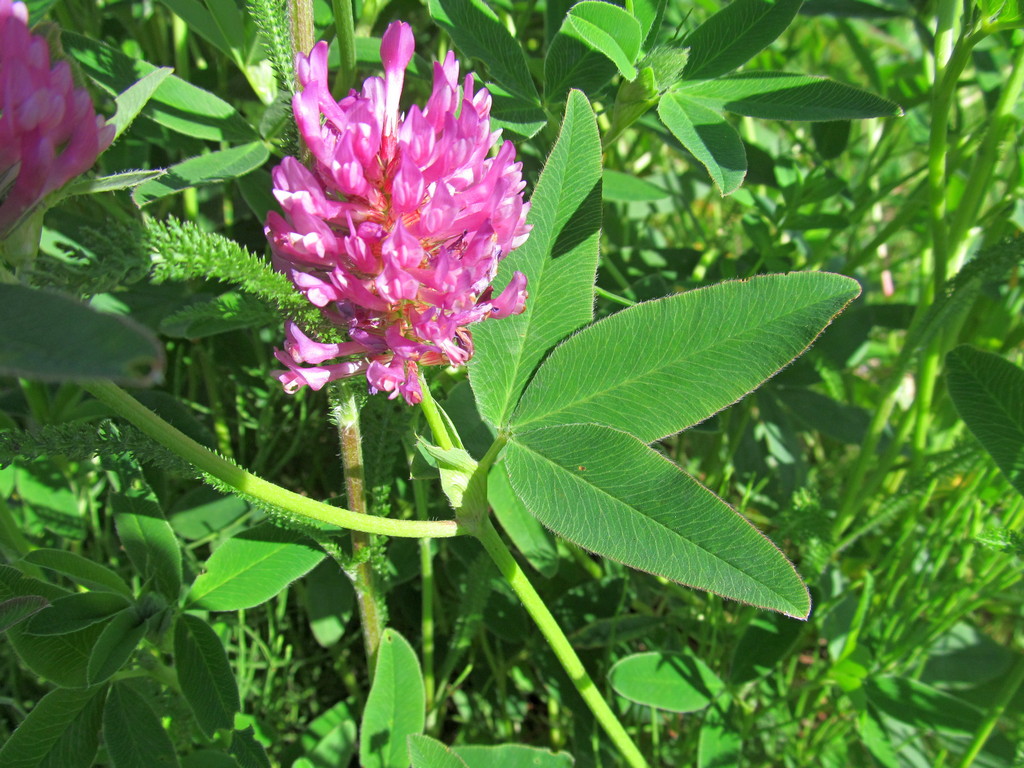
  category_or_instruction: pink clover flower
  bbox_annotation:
[0,0,114,237]
[267,21,530,405]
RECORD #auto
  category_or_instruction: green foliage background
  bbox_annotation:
[1,0,1023,765]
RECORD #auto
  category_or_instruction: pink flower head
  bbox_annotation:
[266,21,530,405]
[0,0,115,237]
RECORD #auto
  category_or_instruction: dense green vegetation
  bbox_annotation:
[1,0,1022,766]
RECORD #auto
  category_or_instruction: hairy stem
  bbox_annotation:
[289,0,315,164]
[335,388,386,671]
[83,380,461,538]
[289,0,315,60]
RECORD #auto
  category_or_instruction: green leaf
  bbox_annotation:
[170,492,248,541]
[112,492,183,602]
[563,1,643,80]
[487,84,547,139]
[25,592,130,636]
[608,652,724,712]
[109,67,174,141]
[419,441,478,474]
[408,735,470,768]
[87,607,147,684]
[657,94,746,194]
[729,612,803,683]
[427,0,540,103]
[505,423,811,616]
[22,549,132,597]
[511,273,861,441]
[63,32,257,142]
[103,682,180,768]
[360,629,426,768]
[676,73,903,121]
[302,561,355,648]
[865,677,983,734]
[229,727,271,768]
[983,0,1023,26]
[857,709,900,768]
[544,29,618,100]
[488,461,559,578]
[204,0,250,55]
[158,0,238,63]
[946,346,1024,496]
[61,170,167,198]
[0,595,49,632]
[633,0,669,46]
[682,0,803,80]
[698,700,742,768]
[0,685,107,768]
[921,621,1012,688]
[573,614,664,649]
[0,684,105,768]
[452,745,575,768]
[470,91,602,428]
[418,437,481,512]
[179,750,239,768]
[25,0,59,24]
[187,522,325,611]
[133,142,270,206]
[812,119,852,158]
[602,169,670,202]
[298,699,357,767]
[0,567,104,688]
[0,285,163,386]
[174,613,240,737]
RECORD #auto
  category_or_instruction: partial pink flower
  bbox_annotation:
[0,0,115,237]
[267,21,530,405]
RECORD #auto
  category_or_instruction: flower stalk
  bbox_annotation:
[474,518,650,768]
[334,385,387,671]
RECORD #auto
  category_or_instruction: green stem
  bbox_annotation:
[927,29,982,296]
[947,41,1024,252]
[910,27,986,470]
[331,0,357,99]
[354,0,384,35]
[335,388,386,671]
[289,0,315,58]
[933,0,960,80]
[414,382,646,765]
[910,338,943,472]
[83,380,460,539]
[415,479,436,718]
[475,519,649,768]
